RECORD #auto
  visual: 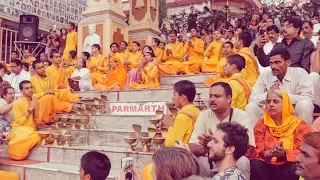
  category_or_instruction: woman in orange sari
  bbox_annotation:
[94,56,127,91]
[249,89,310,180]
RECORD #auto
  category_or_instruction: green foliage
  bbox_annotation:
[158,0,167,27]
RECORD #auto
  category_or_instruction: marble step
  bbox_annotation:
[0,160,118,180]
[159,73,214,85]
[0,145,153,171]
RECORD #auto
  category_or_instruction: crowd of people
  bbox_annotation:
[1,3,320,180]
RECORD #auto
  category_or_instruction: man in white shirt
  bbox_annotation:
[3,59,30,98]
[70,58,93,91]
[188,82,254,180]
[245,47,314,126]
[302,21,319,47]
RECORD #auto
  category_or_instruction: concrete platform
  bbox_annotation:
[0,161,119,180]
[159,73,214,85]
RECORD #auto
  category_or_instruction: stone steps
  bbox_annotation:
[0,160,119,180]
[159,73,214,85]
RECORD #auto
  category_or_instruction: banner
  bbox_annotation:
[110,102,168,116]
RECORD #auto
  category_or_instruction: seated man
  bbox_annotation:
[163,80,200,147]
[309,40,320,108]
[45,50,79,103]
[223,54,251,110]
[124,41,143,71]
[7,80,41,160]
[188,82,255,180]
[22,49,36,64]
[30,60,74,124]
[182,28,205,74]
[245,47,314,126]
[80,151,111,180]
[87,44,108,85]
[151,38,164,64]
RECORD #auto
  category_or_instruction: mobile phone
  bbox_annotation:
[121,157,133,180]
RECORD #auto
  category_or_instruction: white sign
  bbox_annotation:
[110,102,168,116]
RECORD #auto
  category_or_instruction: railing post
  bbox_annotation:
[0,18,3,62]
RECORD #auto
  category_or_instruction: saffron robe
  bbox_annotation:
[62,31,78,62]
[182,38,205,74]
[129,62,160,89]
[158,41,184,76]
[201,40,224,73]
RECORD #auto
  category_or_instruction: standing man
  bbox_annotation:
[255,17,314,73]
[63,22,78,63]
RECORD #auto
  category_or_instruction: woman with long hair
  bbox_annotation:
[59,28,68,53]
[0,86,15,144]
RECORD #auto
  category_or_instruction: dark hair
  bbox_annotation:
[267,18,274,24]
[144,51,156,58]
[269,47,290,61]
[227,30,234,35]
[92,44,101,50]
[144,45,155,54]
[80,58,87,68]
[227,54,245,71]
[174,80,196,102]
[69,50,77,59]
[22,62,30,68]
[44,61,52,66]
[0,63,4,70]
[24,49,31,53]
[19,80,32,90]
[267,25,280,34]
[60,28,68,35]
[0,77,2,83]
[303,20,314,28]
[80,151,111,180]
[170,30,178,36]
[121,41,128,47]
[1,86,14,98]
[238,32,252,47]
[82,52,90,60]
[133,41,140,47]
[68,22,76,29]
[284,17,303,34]
[11,51,18,54]
[211,82,232,98]
[50,49,60,58]
[217,122,249,160]
[153,38,161,46]
[110,42,119,49]
[32,60,43,69]
[11,59,22,67]
[224,41,234,49]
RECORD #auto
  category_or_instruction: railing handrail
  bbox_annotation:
[1,27,18,33]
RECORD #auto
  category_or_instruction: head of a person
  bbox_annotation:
[24,49,31,58]
[267,25,280,43]
[263,14,269,21]
[152,147,199,180]
[60,28,68,35]
[152,38,161,47]
[11,51,18,59]
[50,29,57,38]
[50,50,62,65]
[226,30,234,39]
[91,44,101,55]
[67,22,76,32]
[265,89,287,121]
[82,52,90,61]
[22,62,29,71]
[40,52,48,61]
[302,21,314,39]
[283,17,302,39]
[69,50,77,60]
[143,45,154,54]
[252,14,258,21]
[110,43,119,53]
[143,51,155,64]
[32,60,46,77]
[234,28,243,37]
[235,31,252,49]
[178,35,184,42]
[80,151,111,180]
[296,132,320,180]
[10,59,22,74]
[266,18,274,27]
[159,42,166,50]
[1,87,15,104]
[214,30,222,40]
[208,122,249,163]
[169,30,178,43]
[76,57,86,69]
[190,28,198,37]
[109,56,121,69]
[120,41,128,51]
[172,80,196,108]
[43,61,52,68]
[132,41,141,52]
[209,82,232,113]
[222,42,233,56]
[269,47,290,78]
[223,54,245,77]
[19,80,33,97]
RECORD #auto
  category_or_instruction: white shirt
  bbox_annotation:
[310,36,319,48]
[189,108,255,147]
[249,67,314,105]
[4,70,30,98]
[259,37,283,74]
[71,68,93,91]
[0,98,13,123]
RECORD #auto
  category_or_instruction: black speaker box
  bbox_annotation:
[18,15,39,42]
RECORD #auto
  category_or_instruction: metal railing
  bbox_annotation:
[0,27,18,63]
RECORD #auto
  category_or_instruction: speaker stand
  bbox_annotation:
[13,41,45,60]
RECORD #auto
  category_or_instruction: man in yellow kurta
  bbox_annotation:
[158,30,184,76]
[108,42,122,62]
[31,60,74,123]
[234,31,260,87]
[63,22,78,63]
[222,54,251,110]
[118,41,129,64]
[87,44,108,85]
[151,38,164,64]
[22,49,36,64]
[202,30,225,73]
[7,80,41,160]
[124,41,143,71]
[182,28,205,74]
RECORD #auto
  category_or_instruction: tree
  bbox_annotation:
[158,0,167,28]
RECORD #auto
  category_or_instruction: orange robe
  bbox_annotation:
[23,56,36,64]
[125,51,143,71]
[0,171,19,179]
[201,39,224,73]
[62,30,78,63]
[118,49,130,64]
[87,54,108,85]
[129,62,160,89]
[182,38,205,74]
[153,47,164,64]
[46,65,79,102]
[237,47,260,87]
[94,67,127,91]
[158,41,184,76]
[7,97,41,160]
[228,73,252,110]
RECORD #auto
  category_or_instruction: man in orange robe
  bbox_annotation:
[151,38,164,64]
[87,44,108,85]
[22,49,36,64]
[124,41,143,71]
[62,22,78,63]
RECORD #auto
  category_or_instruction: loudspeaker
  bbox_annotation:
[18,15,39,42]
